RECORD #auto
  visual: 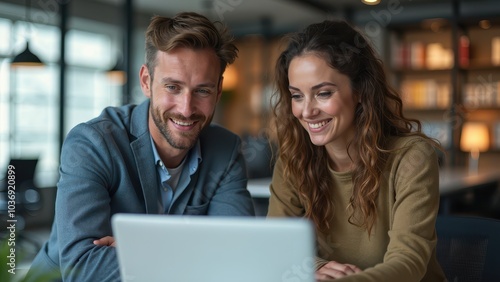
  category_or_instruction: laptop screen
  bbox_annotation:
[112,214,315,282]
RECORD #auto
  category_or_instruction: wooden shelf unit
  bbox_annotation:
[386,13,500,166]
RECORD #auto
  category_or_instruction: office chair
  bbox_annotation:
[241,133,275,179]
[0,158,41,220]
[435,215,500,282]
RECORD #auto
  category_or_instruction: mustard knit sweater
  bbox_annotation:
[268,136,447,282]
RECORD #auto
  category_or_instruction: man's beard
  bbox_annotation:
[150,100,214,150]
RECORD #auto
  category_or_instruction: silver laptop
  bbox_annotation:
[111,214,316,282]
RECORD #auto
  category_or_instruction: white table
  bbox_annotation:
[247,167,500,198]
[247,177,272,198]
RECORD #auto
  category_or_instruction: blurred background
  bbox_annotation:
[1,0,500,274]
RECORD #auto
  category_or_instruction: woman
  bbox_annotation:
[268,20,446,281]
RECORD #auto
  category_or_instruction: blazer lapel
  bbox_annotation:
[130,100,158,214]
[131,137,158,214]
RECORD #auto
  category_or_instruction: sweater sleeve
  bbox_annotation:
[267,158,305,217]
[332,139,442,282]
[267,159,330,272]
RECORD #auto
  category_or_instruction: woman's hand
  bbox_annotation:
[315,260,362,280]
[93,236,116,247]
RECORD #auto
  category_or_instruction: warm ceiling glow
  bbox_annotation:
[479,20,491,29]
[11,62,45,68]
[362,0,381,5]
[421,18,447,33]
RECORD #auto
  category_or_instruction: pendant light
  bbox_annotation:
[11,0,45,68]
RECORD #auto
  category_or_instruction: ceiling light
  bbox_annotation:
[421,18,447,33]
[10,0,45,68]
[362,0,381,5]
[11,42,44,67]
[479,20,491,29]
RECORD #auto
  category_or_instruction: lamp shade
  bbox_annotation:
[460,122,490,152]
[11,42,44,68]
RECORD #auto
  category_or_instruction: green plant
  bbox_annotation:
[1,237,20,282]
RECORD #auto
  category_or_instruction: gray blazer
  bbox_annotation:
[26,100,255,281]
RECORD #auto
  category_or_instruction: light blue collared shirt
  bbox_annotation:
[150,136,202,213]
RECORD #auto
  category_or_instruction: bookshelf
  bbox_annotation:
[386,17,500,166]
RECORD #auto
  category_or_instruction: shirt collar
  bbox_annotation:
[150,135,202,175]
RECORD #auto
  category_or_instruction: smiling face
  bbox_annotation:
[140,47,222,159]
[288,53,358,149]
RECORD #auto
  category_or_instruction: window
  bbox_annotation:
[0,14,121,187]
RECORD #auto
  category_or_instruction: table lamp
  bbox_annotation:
[460,122,489,174]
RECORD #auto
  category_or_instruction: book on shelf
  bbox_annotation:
[426,43,453,70]
[401,80,450,109]
[392,41,411,70]
[459,35,470,68]
[493,36,500,66]
[410,41,425,69]
[392,40,460,70]
[463,81,500,108]
[393,41,435,70]
[495,123,500,149]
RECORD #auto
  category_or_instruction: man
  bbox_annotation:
[26,12,255,281]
